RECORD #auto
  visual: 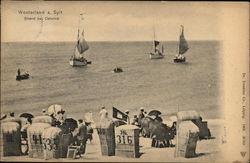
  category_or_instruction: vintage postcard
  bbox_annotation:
[0,1,249,162]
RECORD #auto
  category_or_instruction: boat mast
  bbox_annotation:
[73,13,85,58]
[153,25,156,52]
[178,25,183,55]
[77,14,83,43]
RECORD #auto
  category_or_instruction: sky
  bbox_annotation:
[1,1,230,42]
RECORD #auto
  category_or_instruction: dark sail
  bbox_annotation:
[178,26,189,54]
[77,30,89,54]
[74,29,89,59]
[154,40,160,47]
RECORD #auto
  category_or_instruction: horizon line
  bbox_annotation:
[2,39,221,43]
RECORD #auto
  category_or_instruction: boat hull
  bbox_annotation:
[149,53,164,59]
[69,58,88,67]
[16,74,29,81]
[113,67,123,73]
[174,57,186,63]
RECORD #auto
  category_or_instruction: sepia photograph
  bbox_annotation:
[0,1,249,162]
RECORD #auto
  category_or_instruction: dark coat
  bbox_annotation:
[77,123,87,141]
[138,112,145,125]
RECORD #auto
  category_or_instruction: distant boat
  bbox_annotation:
[16,69,29,81]
[174,25,189,63]
[149,26,164,59]
[113,67,123,73]
[69,14,91,67]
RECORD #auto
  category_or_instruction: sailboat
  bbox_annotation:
[69,14,91,67]
[149,26,164,59]
[174,25,189,63]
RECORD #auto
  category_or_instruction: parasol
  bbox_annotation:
[148,110,162,116]
[63,118,78,132]
[19,113,34,119]
[19,113,34,123]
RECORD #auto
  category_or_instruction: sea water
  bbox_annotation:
[1,41,221,122]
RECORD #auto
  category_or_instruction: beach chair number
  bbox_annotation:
[43,139,54,151]
[116,130,133,144]
[32,135,42,144]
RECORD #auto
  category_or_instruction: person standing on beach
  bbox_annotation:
[99,106,108,120]
[138,108,145,127]
[131,115,139,126]
[85,122,93,144]
[125,110,130,124]
[76,119,88,155]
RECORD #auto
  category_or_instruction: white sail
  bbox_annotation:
[74,45,81,59]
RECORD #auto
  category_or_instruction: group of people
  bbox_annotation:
[99,106,162,128]
[99,106,146,125]
[1,105,94,157]
[43,107,94,155]
[72,119,93,155]
[130,108,146,127]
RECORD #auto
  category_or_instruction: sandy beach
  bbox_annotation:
[1,119,225,162]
